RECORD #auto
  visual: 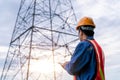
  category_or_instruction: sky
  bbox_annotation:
[0,0,120,80]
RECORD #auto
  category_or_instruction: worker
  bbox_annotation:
[60,17,105,80]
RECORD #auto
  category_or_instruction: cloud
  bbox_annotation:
[0,46,8,53]
[0,0,20,46]
[0,46,8,68]
[96,30,120,55]
[105,53,120,80]
[0,46,8,76]
[76,0,120,19]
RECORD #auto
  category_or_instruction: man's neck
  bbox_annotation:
[82,35,87,41]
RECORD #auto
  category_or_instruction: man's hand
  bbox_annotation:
[59,61,69,68]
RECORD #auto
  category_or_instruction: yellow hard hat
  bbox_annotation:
[76,17,95,30]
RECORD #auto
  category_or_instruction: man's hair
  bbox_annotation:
[79,26,94,36]
[81,30,94,36]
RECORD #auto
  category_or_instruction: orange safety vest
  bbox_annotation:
[73,40,105,80]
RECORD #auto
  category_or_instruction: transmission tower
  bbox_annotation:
[1,0,79,80]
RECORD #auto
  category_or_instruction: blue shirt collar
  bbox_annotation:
[87,36,94,40]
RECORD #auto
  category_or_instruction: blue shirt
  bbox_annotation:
[65,36,96,80]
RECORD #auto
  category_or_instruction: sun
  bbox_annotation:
[30,59,62,74]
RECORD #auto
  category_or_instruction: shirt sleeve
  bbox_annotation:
[64,41,93,75]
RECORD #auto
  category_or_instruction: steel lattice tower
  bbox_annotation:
[1,0,79,80]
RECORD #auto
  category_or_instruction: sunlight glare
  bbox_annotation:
[30,60,62,74]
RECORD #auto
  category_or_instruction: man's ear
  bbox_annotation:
[80,30,83,35]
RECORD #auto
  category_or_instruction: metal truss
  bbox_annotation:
[1,0,79,80]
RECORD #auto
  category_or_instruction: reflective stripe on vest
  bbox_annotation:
[73,40,105,80]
